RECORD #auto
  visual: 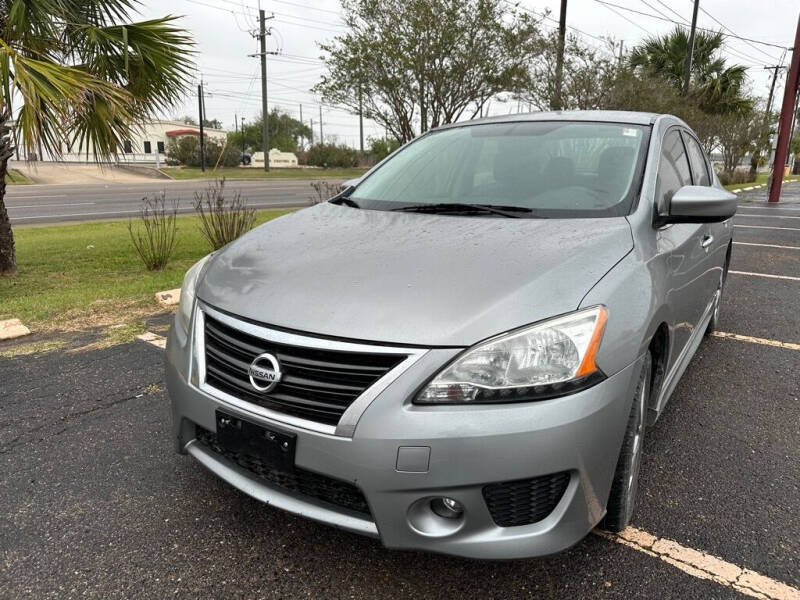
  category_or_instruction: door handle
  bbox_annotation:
[701,234,714,248]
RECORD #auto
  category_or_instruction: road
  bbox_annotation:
[1,186,799,599]
[5,179,331,225]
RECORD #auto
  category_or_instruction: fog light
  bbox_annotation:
[430,497,464,519]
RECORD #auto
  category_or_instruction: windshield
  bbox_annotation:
[348,121,649,218]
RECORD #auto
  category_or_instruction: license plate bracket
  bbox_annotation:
[215,410,297,470]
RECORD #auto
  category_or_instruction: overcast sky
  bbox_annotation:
[139,0,799,147]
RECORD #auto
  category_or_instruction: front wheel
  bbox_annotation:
[600,351,651,532]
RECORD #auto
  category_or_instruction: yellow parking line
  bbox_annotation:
[711,331,800,351]
[136,332,167,349]
[596,527,800,600]
[733,242,800,250]
[729,270,800,281]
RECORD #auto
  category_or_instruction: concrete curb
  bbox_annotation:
[155,288,181,307]
[731,180,799,194]
[0,318,31,341]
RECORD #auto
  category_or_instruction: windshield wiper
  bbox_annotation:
[329,196,360,208]
[391,202,532,218]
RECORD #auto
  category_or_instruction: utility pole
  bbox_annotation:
[552,0,567,111]
[198,81,205,172]
[618,40,625,67]
[683,0,700,95]
[256,9,275,171]
[241,116,246,163]
[765,65,787,116]
[358,58,364,152]
[768,14,800,203]
[319,105,323,144]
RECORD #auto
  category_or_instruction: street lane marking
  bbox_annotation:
[11,202,306,221]
[729,270,800,281]
[596,527,800,600]
[736,214,800,220]
[738,206,800,212]
[734,225,800,231]
[733,242,800,250]
[3,194,66,199]
[8,202,95,209]
[136,332,166,349]
[710,331,800,351]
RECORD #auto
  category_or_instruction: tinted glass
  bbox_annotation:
[350,122,649,218]
[655,130,692,214]
[683,133,711,186]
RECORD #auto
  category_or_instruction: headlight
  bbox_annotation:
[177,255,212,332]
[415,306,608,405]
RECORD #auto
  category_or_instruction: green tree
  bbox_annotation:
[228,109,311,154]
[314,0,543,143]
[629,27,750,114]
[368,136,402,161]
[0,0,194,275]
[523,32,621,111]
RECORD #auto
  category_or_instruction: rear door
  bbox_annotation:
[654,128,712,362]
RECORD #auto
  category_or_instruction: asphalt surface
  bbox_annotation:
[1,185,799,598]
[5,179,333,225]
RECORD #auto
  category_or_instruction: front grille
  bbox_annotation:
[483,471,570,527]
[202,314,407,426]
[195,426,371,516]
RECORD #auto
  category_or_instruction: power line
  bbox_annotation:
[694,2,782,62]
[595,1,650,34]
[593,0,792,50]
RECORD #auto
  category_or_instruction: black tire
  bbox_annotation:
[601,351,651,532]
[706,242,731,336]
[705,286,722,336]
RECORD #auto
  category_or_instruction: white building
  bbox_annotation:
[16,119,228,164]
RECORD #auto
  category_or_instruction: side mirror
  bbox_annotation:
[663,185,737,224]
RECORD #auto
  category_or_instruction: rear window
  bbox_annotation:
[350,121,650,218]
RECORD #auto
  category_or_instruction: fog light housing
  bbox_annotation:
[430,497,464,519]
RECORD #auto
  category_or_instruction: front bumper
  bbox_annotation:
[166,313,643,559]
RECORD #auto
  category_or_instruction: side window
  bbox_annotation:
[655,130,691,214]
[682,133,711,186]
[143,141,152,154]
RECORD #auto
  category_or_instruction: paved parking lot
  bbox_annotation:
[2,186,799,599]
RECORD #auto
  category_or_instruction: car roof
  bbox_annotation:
[434,110,662,131]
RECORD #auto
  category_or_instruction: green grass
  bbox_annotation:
[5,169,33,185]
[162,166,368,180]
[723,173,800,191]
[0,209,293,327]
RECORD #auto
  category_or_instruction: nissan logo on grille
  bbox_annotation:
[248,353,282,392]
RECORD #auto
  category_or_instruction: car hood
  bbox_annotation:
[196,203,633,346]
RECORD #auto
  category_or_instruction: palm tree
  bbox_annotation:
[0,1,194,275]
[629,27,750,115]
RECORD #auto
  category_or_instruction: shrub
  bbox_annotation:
[731,167,755,184]
[368,136,401,162]
[306,143,359,168]
[167,135,241,168]
[309,181,344,204]
[127,192,178,270]
[194,178,256,250]
[717,171,732,186]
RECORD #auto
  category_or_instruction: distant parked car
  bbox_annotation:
[240,152,251,166]
[166,111,736,559]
